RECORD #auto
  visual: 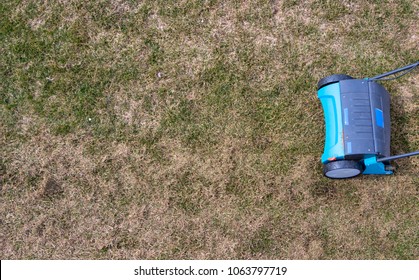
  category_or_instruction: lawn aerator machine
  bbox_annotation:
[317,61,419,179]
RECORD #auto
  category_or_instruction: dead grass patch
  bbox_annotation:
[1,0,418,260]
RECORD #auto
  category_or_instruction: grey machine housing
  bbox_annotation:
[339,78,391,160]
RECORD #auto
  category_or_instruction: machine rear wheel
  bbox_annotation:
[317,74,354,90]
[323,160,363,179]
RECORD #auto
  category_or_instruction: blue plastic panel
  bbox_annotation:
[363,156,393,175]
[375,108,384,128]
[318,83,345,163]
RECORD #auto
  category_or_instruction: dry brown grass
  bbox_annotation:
[1,0,418,259]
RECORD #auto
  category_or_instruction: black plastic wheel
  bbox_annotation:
[317,74,354,90]
[323,160,364,179]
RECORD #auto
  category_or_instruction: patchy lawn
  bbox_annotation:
[0,0,418,259]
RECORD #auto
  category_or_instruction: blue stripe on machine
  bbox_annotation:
[375,108,384,128]
[347,142,352,153]
[344,108,349,125]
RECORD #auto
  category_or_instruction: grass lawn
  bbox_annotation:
[0,0,418,259]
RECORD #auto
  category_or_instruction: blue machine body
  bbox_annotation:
[317,79,393,175]
[317,82,345,163]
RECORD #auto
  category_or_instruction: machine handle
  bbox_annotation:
[377,151,419,162]
[369,61,419,81]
